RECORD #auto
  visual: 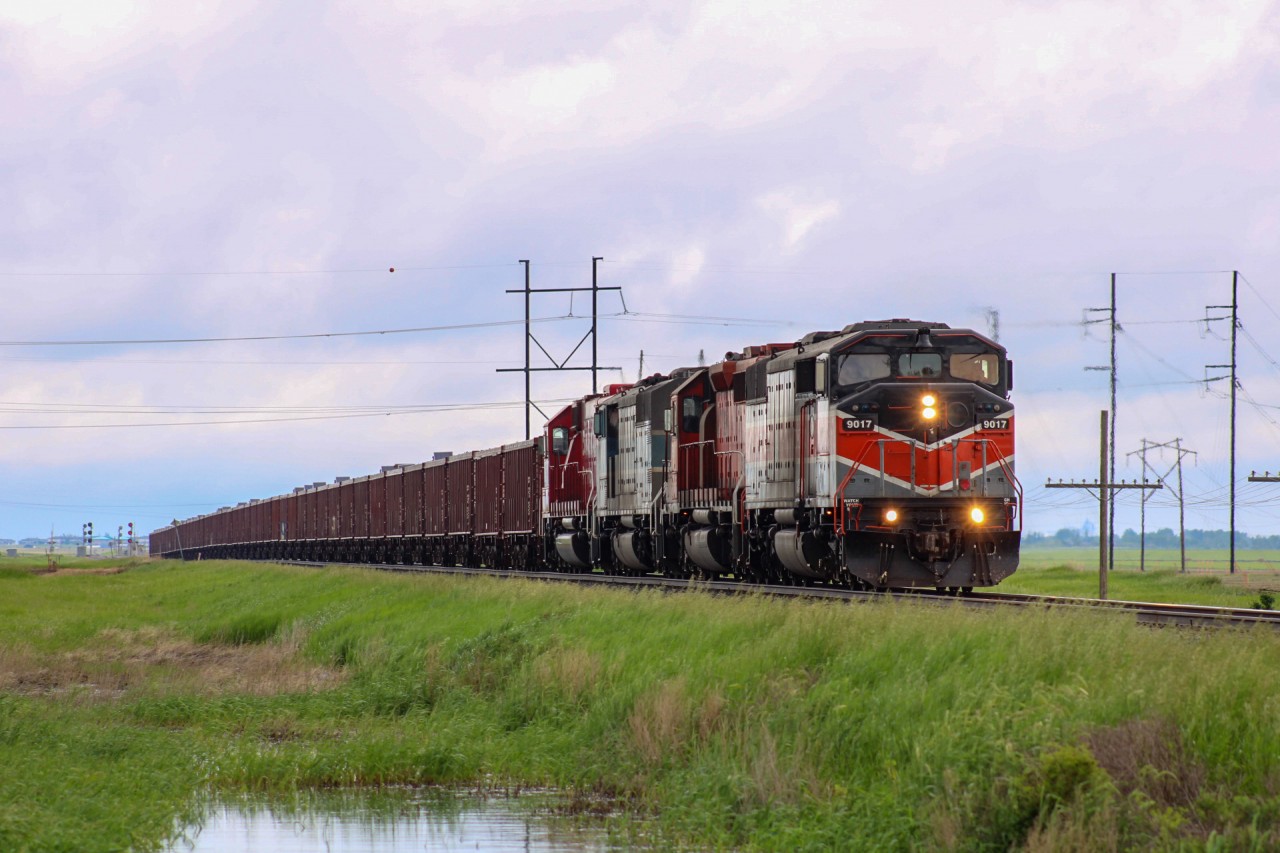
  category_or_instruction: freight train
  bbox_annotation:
[151,319,1020,589]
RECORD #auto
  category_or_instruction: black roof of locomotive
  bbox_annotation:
[768,321,1001,373]
[841,319,952,333]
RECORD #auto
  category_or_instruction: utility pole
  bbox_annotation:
[592,256,601,394]
[1205,270,1239,573]
[1084,274,1119,576]
[1046,410,1161,598]
[1129,440,1152,572]
[497,258,622,439]
[1127,438,1197,572]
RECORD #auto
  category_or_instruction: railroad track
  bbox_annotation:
[268,560,1280,631]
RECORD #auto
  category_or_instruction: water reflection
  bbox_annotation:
[170,789,614,852]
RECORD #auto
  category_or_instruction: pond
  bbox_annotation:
[168,789,623,852]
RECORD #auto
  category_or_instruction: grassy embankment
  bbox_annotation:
[2,557,1280,851]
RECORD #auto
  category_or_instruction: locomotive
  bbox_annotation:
[151,319,1020,589]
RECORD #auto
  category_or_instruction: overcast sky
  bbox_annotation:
[3,0,1280,545]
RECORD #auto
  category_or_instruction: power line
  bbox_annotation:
[0,398,574,429]
[0,262,519,278]
[0,310,790,349]
[0,316,572,347]
[1239,272,1280,325]
[0,356,514,366]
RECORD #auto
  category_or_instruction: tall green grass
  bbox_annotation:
[2,559,1279,850]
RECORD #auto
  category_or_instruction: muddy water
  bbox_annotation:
[168,790,618,852]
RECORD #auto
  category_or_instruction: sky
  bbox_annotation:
[3,0,1280,544]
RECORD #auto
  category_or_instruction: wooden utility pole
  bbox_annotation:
[1205,271,1239,573]
[1045,411,1161,599]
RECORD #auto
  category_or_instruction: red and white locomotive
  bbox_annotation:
[152,318,1019,589]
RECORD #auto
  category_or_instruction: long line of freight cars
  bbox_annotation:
[148,440,543,569]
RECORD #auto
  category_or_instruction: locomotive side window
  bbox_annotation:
[837,353,891,385]
[682,397,699,433]
[950,352,999,385]
[551,427,569,456]
[898,353,942,378]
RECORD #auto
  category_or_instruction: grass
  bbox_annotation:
[1009,547,1280,608]
[2,558,1280,850]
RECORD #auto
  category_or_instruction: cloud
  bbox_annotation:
[756,189,840,251]
[1,0,1280,538]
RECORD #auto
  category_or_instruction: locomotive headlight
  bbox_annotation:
[922,406,937,420]
[884,509,899,523]
[969,507,985,524]
[922,394,936,407]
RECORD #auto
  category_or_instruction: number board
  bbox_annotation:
[840,417,877,432]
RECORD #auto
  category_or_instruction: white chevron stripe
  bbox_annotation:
[835,409,1013,452]
[834,455,1016,495]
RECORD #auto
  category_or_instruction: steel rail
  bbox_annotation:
[261,559,1280,632]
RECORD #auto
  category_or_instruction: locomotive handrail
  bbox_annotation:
[969,437,1022,531]
[833,438,888,533]
[679,438,717,493]
[557,433,580,490]
[714,449,747,558]
[949,436,1022,532]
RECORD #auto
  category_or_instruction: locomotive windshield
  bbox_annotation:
[836,353,891,385]
[898,353,941,377]
[950,352,999,385]
[834,336,1003,391]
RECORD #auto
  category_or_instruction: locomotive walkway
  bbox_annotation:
[271,560,1280,632]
